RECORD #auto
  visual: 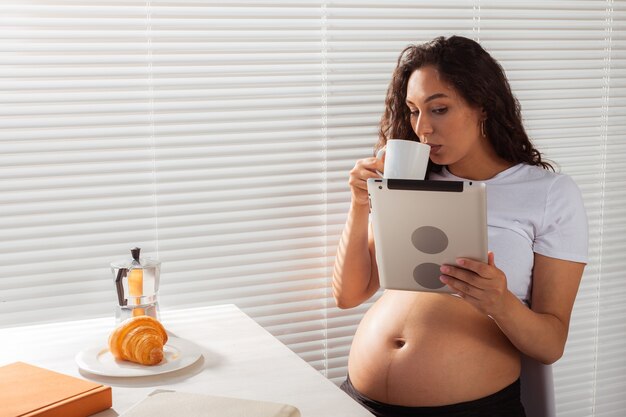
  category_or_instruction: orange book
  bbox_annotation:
[0,362,112,417]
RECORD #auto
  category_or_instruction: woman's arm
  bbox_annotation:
[440,252,585,364]
[332,207,380,309]
[495,253,584,364]
[332,156,383,309]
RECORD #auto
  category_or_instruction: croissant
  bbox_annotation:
[108,315,168,366]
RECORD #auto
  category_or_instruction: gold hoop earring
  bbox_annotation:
[480,121,486,138]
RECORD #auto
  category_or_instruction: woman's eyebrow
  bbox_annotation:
[405,93,449,106]
[425,93,448,103]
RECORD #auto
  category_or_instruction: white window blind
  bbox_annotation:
[1,1,625,415]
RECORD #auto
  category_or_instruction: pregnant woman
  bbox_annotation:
[332,35,588,417]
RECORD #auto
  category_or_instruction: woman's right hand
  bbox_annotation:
[349,155,384,206]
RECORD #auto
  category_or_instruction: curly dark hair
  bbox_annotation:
[377,35,553,173]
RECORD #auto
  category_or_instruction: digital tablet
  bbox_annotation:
[367,178,488,293]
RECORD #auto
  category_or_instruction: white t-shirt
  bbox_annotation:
[429,163,588,305]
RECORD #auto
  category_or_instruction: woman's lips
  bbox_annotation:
[429,144,442,155]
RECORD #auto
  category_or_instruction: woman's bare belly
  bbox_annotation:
[348,290,521,406]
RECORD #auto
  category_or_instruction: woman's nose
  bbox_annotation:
[414,114,433,141]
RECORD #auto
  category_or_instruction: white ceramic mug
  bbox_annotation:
[377,139,430,180]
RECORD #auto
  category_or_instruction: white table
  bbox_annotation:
[0,304,372,417]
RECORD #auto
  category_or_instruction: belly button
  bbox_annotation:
[393,338,406,349]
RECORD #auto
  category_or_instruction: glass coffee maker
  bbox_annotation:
[111,247,161,323]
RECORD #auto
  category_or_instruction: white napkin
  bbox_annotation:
[121,390,301,417]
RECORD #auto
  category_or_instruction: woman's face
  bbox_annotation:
[405,66,488,170]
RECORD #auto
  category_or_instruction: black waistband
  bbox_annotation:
[340,375,526,417]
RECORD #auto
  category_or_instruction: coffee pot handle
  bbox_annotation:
[115,268,128,306]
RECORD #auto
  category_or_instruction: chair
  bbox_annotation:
[520,354,556,417]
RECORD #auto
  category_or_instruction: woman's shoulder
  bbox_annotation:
[492,163,578,190]
[510,164,582,196]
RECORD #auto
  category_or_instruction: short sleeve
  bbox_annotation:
[533,175,588,263]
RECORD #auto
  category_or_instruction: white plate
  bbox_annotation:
[75,336,202,377]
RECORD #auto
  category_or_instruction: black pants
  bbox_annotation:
[340,375,526,417]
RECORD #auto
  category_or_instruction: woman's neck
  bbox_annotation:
[447,145,514,181]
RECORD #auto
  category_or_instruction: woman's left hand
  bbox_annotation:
[439,251,511,318]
